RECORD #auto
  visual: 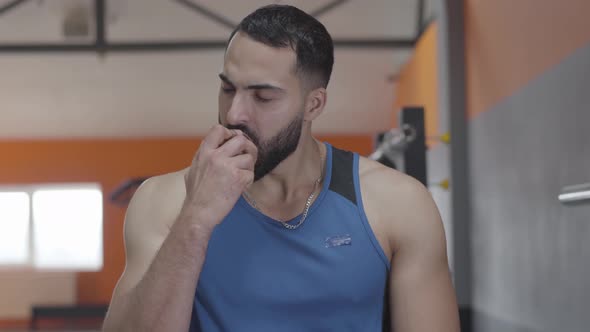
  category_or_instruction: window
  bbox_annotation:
[0,192,30,265]
[0,184,103,271]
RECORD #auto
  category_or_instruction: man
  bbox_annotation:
[103,5,459,332]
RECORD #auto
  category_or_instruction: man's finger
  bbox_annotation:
[217,133,257,158]
[230,153,256,171]
[201,125,238,150]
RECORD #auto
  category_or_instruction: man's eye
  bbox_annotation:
[255,94,272,102]
[221,86,235,93]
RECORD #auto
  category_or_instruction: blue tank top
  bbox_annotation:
[190,143,391,331]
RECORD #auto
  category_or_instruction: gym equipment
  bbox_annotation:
[559,182,590,205]
[372,106,428,186]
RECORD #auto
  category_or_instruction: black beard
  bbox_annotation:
[224,113,303,181]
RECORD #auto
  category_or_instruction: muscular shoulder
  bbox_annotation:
[112,168,189,294]
[124,168,188,240]
[358,156,431,216]
[358,157,444,254]
[358,157,423,201]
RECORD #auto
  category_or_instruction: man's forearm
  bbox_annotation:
[103,214,214,332]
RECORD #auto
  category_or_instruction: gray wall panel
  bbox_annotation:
[469,41,590,331]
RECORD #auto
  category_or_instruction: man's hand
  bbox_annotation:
[182,124,258,229]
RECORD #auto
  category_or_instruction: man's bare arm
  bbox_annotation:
[388,177,460,332]
[102,176,215,332]
[102,125,257,332]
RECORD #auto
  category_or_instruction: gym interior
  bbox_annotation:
[0,1,588,331]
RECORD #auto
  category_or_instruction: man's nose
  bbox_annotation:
[228,91,254,125]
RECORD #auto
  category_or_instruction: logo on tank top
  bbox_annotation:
[324,234,352,248]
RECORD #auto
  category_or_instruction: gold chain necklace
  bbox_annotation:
[243,152,324,230]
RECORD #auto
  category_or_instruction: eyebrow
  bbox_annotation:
[218,73,285,92]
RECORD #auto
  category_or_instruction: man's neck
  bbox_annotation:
[248,135,325,204]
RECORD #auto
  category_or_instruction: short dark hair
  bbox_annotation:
[228,5,334,89]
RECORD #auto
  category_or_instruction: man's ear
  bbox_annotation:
[303,87,327,122]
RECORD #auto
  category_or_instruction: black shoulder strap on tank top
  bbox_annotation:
[329,147,357,206]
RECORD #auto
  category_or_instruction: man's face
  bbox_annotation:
[223,111,303,181]
[218,32,307,181]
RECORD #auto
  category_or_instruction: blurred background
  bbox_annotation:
[0,0,588,331]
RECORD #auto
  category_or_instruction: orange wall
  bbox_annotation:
[465,0,590,118]
[0,319,28,329]
[0,135,374,306]
[393,0,590,132]
[393,23,439,146]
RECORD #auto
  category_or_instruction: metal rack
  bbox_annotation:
[0,0,428,53]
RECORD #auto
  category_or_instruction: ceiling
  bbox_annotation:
[0,0,438,138]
